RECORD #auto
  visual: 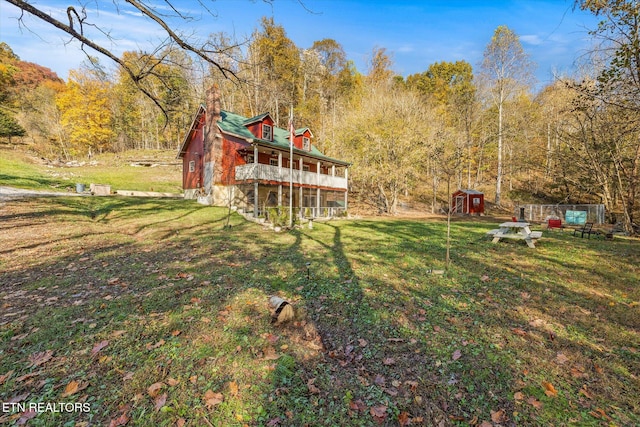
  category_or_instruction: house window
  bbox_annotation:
[188,160,195,173]
[303,137,310,151]
[262,124,273,140]
[472,197,481,207]
[303,165,310,172]
[247,154,255,163]
[270,158,278,166]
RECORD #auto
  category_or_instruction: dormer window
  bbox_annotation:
[303,137,311,151]
[262,124,273,140]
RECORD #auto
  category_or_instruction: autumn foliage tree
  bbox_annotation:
[56,68,114,157]
[479,25,535,205]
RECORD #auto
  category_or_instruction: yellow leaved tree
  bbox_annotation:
[56,67,114,157]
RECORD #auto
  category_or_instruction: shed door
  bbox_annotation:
[454,196,465,213]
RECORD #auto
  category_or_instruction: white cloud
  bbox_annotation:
[520,34,543,46]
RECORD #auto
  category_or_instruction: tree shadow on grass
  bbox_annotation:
[0,201,637,426]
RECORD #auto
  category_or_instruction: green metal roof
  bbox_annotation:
[218,110,349,166]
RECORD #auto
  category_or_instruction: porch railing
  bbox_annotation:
[235,163,347,189]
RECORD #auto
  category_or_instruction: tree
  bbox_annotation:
[407,61,477,188]
[575,0,640,109]
[479,25,535,205]
[335,85,434,214]
[0,42,19,105]
[367,47,395,87]
[4,0,243,117]
[0,109,26,142]
[248,17,301,126]
[571,0,640,232]
[56,67,114,156]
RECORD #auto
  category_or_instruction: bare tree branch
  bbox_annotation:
[4,0,241,120]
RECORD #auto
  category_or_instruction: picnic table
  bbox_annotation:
[486,221,542,248]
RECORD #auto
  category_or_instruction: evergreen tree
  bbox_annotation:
[0,110,26,142]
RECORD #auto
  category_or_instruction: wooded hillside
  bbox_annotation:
[1,1,638,233]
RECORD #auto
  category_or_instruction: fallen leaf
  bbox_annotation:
[8,393,30,403]
[383,357,395,365]
[171,330,182,337]
[16,372,39,382]
[398,411,410,426]
[266,334,280,344]
[542,381,558,397]
[374,374,385,386]
[28,350,53,367]
[307,378,320,394]
[91,340,110,357]
[491,409,506,423]
[514,391,525,401]
[589,408,611,420]
[263,346,280,360]
[594,363,604,374]
[480,421,493,427]
[122,372,134,381]
[167,378,180,387]
[108,412,130,427]
[176,418,186,427]
[527,396,543,409]
[16,409,37,425]
[349,399,366,413]
[147,382,165,398]
[580,385,593,399]
[154,393,167,411]
[370,405,387,420]
[229,380,239,396]
[0,370,14,385]
[555,352,569,365]
[511,328,528,337]
[146,339,165,350]
[204,390,224,408]
[358,338,368,347]
[452,349,462,360]
[61,380,88,397]
[570,365,588,378]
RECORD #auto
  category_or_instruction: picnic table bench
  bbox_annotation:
[487,222,542,248]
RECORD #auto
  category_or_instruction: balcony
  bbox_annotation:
[235,163,347,190]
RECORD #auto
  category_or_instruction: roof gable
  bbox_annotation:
[179,108,348,165]
[243,112,273,126]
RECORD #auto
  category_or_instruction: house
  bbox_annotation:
[177,85,349,219]
[452,189,484,215]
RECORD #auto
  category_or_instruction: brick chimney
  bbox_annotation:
[202,84,222,195]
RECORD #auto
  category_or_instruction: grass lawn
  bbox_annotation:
[0,148,182,194]
[0,196,638,426]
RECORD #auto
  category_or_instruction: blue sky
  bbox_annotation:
[0,0,599,90]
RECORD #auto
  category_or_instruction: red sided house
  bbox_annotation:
[177,86,349,218]
[452,189,484,215]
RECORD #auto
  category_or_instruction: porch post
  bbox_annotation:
[344,167,348,214]
[316,161,321,217]
[298,157,303,219]
[278,152,282,206]
[253,145,259,218]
